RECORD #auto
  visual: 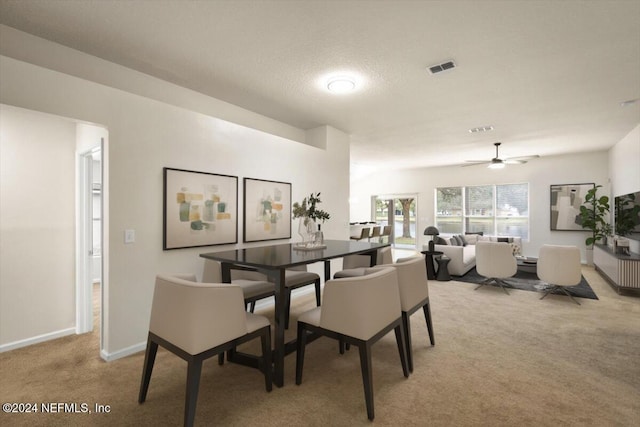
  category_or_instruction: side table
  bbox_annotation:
[421,250,443,280]
[436,256,451,281]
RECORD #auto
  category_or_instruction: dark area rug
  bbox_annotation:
[452,268,598,300]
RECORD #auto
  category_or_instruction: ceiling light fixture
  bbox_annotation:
[327,76,356,94]
[488,160,505,170]
[469,125,494,133]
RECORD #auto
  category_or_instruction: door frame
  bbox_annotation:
[76,144,102,334]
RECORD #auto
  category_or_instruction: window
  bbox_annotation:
[435,183,529,239]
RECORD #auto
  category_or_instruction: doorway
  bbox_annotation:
[373,195,418,249]
[76,141,103,340]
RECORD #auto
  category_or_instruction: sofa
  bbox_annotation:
[423,234,522,276]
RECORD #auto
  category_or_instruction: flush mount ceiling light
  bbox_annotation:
[469,125,494,133]
[327,76,356,94]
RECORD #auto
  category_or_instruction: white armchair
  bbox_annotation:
[537,244,582,305]
[475,242,517,294]
[138,274,272,427]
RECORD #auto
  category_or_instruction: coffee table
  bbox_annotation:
[517,256,537,274]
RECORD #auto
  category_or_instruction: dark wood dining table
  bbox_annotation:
[200,239,389,387]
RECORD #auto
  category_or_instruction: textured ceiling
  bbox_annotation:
[1,0,639,176]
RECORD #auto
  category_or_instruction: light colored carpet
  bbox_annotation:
[1,267,639,426]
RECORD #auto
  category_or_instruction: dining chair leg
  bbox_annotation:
[138,336,158,404]
[401,312,413,373]
[423,301,435,345]
[184,358,203,427]
[357,341,375,421]
[295,323,307,385]
[260,326,273,392]
[394,325,410,378]
[218,352,224,365]
[314,279,321,306]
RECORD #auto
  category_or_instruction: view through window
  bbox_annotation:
[436,183,529,239]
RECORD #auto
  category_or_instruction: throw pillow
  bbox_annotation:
[449,237,459,246]
[497,237,509,243]
[464,234,478,245]
[465,231,483,236]
[460,235,469,246]
[455,234,466,246]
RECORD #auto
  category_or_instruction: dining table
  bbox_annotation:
[200,239,389,387]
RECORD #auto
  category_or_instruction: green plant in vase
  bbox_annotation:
[293,193,330,244]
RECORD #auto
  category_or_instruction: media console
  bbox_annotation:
[593,244,640,295]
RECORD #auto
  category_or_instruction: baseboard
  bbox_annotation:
[100,341,146,362]
[0,327,76,353]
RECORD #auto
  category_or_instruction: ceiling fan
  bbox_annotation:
[463,142,540,169]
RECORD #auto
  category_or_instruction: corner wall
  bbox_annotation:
[0,105,76,347]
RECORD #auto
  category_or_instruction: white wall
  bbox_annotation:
[0,33,350,358]
[609,124,640,254]
[0,105,77,346]
[609,124,640,197]
[351,151,610,261]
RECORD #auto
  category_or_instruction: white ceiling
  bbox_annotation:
[1,0,639,176]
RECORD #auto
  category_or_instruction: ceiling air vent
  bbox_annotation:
[428,60,456,75]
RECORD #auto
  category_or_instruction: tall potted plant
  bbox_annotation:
[579,185,610,264]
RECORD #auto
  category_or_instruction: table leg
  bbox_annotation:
[324,260,331,283]
[425,255,437,280]
[269,268,286,388]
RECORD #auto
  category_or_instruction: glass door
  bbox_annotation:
[374,195,417,249]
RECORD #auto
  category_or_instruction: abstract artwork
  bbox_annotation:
[550,183,594,231]
[243,178,291,242]
[163,168,238,249]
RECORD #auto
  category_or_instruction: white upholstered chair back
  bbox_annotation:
[202,259,268,282]
[150,275,248,355]
[320,267,401,340]
[476,242,517,279]
[389,256,429,312]
[342,246,392,269]
[537,245,581,286]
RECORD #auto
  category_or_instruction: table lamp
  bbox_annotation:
[424,226,439,251]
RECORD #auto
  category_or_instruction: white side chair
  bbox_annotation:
[475,241,517,294]
[203,259,320,329]
[380,255,435,373]
[333,246,393,278]
[537,244,583,305]
[203,259,275,312]
[138,274,272,427]
[295,267,409,421]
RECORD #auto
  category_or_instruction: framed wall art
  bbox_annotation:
[163,167,238,250]
[243,177,292,242]
[550,183,594,231]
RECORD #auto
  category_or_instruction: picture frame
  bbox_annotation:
[550,183,594,231]
[243,177,292,242]
[163,167,238,250]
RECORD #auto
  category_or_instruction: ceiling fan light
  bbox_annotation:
[488,162,505,169]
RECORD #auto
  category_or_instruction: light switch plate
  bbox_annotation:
[124,229,135,244]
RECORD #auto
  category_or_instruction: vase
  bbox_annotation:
[313,223,324,245]
[298,217,316,244]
